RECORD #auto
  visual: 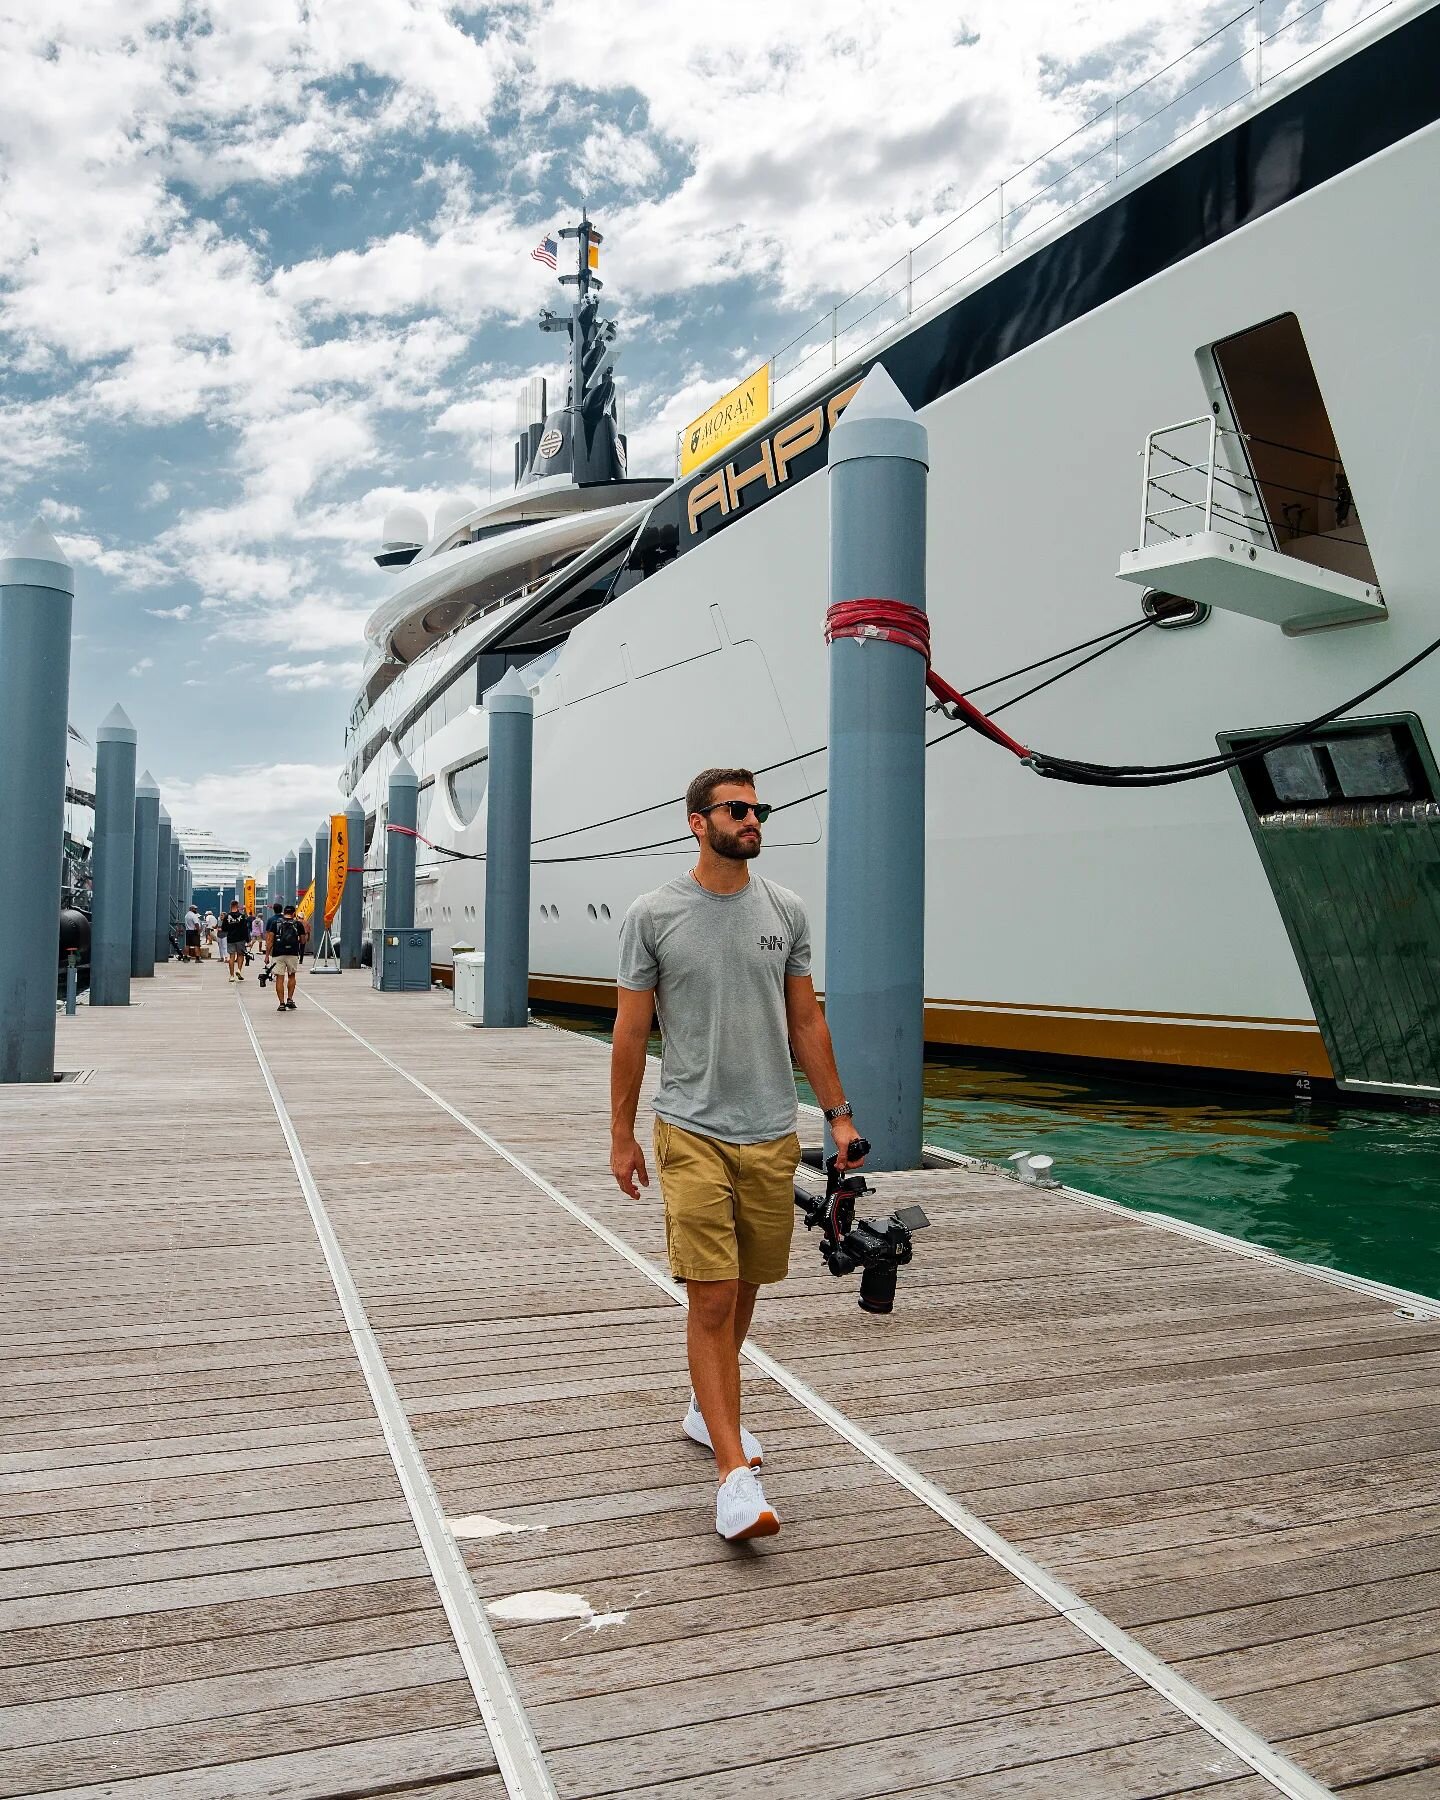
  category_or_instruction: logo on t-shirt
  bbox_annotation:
[759,934,785,951]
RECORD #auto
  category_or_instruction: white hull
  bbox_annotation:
[352,39,1440,1087]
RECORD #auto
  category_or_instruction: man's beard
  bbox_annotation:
[705,819,762,861]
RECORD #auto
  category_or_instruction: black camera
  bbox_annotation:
[258,961,274,988]
[796,1137,929,1314]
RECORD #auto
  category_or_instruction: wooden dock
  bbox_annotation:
[3,964,1438,1798]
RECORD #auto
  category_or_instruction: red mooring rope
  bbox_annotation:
[824,599,1032,760]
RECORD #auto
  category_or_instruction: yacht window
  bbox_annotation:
[1211,314,1376,585]
[449,755,489,826]
[416,778,436,840]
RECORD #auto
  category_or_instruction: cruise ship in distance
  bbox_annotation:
[343,0,1440,1103]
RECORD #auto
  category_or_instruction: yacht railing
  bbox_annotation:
[676,0,1416,471]
[1139,415,1273,548]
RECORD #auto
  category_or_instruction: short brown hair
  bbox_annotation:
[686,766,756,818]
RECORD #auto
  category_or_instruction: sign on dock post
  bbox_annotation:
[154,804,172,964]
[341,795,365,967]
[0,520,75,1082]
[384,756,418,930]
[482,666,534,1029]
[91,704,137,1006]
[132,770,160,978]
[824,364,929,1171]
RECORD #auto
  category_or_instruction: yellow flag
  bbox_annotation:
[587,241,600,270]
[325,814,347,928]
[297,882,314,926]
[243,875,256,914]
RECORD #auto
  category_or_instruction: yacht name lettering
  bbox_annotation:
[686,378,862,536]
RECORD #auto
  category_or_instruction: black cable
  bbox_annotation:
[376,612,1161,868]
[1029,629,1440,788]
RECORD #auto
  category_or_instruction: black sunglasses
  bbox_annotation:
[699,800,771,823]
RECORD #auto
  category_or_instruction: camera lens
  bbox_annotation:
[858,1263,897,1315]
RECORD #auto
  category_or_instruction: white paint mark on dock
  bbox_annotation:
[488,1590,628,1630]
[452,1514,547,1541]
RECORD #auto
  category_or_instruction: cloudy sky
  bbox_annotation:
[1,0,1242,867]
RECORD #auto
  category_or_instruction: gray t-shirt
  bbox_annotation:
[617,873,811,1144]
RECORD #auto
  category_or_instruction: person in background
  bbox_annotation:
[183,902,202,962]
[222,899,250,983]
[265,903,304,1012]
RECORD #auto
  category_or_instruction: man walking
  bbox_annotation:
[610,768,863,1542]
[183,902,202,962]
[265,903,304,1012]
[222,898,250,982]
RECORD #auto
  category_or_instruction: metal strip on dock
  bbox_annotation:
[239,1006,558,1800]
[304,991,1338,1800]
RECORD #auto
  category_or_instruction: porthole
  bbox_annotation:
[551,904,560,920]
[587,903,597,920]
[540,904,550,919]
[1141,588,1210,630]
[600,903,611,920]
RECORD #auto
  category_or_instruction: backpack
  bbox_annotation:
[272,916,303,956]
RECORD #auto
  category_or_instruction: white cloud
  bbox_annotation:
[146,603,193,620]
[158,761,346,869]
[265,657,364,691]
[129,656,154,676]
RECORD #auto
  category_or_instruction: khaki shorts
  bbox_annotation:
[654,1118,801,1286]
[272,955,300,974]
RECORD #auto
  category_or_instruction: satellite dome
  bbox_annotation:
[433,495,479,541]
[380,505,429,553]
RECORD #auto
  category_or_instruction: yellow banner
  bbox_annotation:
[679,363,770,476]
[297,881,313,926]
[325,814,347,928]
[243,875,255,914]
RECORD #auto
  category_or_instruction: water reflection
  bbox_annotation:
[533,1009,1440,1300]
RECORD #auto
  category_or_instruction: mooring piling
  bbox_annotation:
[341,795,365,967]
[283,849,297,907]
[384,756,418,930]
[0,520,75,1081]
[297,840,313,909]
[313,818,330,949]
[154,805,172,964]
[131,770,160,979]
[91,704,138,1006]
[483,666,534,1029]
[825,363,929,1171]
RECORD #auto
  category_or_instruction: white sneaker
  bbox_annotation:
[715,1466,780,1541]
[683,1397,762,1467]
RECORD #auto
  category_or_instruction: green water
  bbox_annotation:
[536,1010,1440,1300]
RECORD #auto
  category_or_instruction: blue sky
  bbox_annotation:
[0,0,1235,866]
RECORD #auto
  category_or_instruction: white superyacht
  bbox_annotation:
[343,0,1440,1101]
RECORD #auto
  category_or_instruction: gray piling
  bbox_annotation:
[313,819,330,951]
[131,770,160,978]
[341,795,365,967]
[169,839,182,952]
[283,850,297,907]
[0,520,75,1081]
[483,667,534,1029]
[91,704,137,1006]
[154,805,172,962]
[384,756,418,930]
[297,841,313,908]
[824,364,929,1171]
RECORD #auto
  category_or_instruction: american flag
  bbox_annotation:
[530,234,557,269]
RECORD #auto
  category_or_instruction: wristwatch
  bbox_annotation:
[823,1101,853,1122]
